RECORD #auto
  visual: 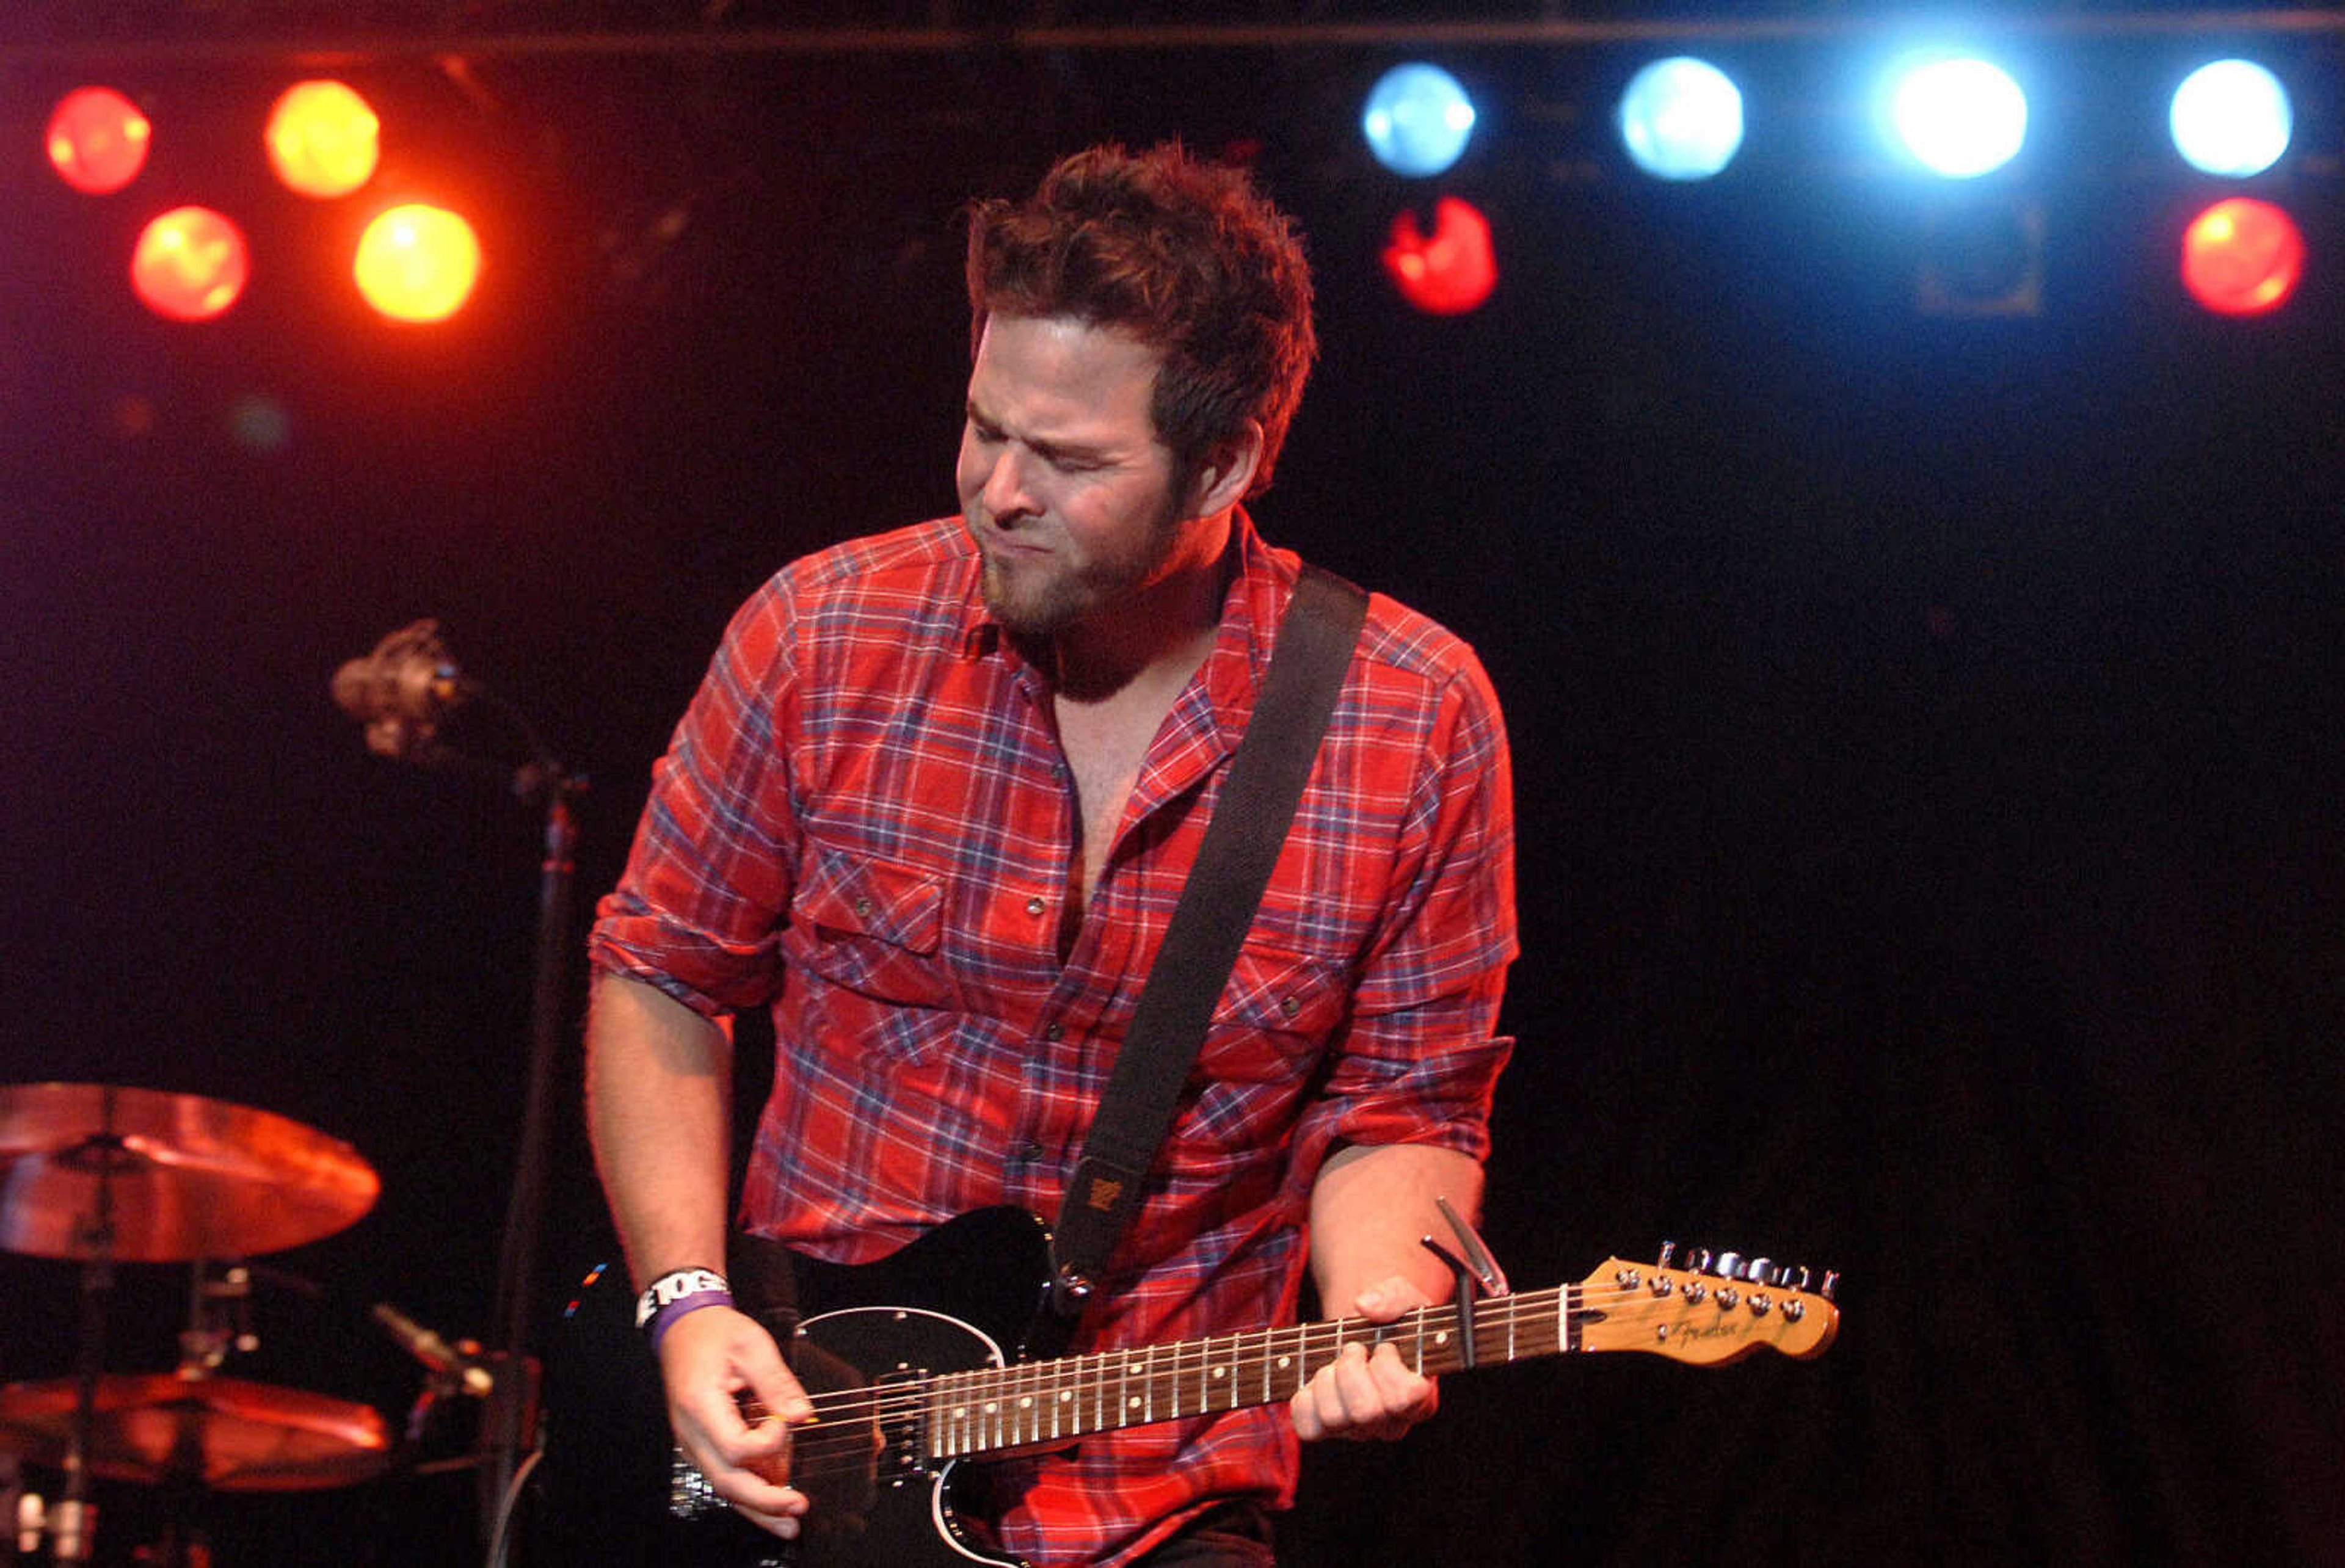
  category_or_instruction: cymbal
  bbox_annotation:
[0,1083,380,1262]
[0,1374,390,1492]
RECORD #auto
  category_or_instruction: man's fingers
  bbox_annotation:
[746,1370,815,1429]
[681,1414,807,1526]
[726,1493,807,1541]
[1366,1342,1433,1413]
[1352,1275,1433,1321]
[656,1304,818,1528]
[1329,1341,1384,1426]
[1290,1339,1439,1443]
[1289,1382,1326,1442]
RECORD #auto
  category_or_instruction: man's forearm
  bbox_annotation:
[1306,1141,1486,1315]
[584,970,739,1290]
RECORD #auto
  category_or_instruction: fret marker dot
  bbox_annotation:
[1434,1331,1449,1345]
[1127,1396,1143,1409]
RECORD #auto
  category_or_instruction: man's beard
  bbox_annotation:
[972,501,1187,642]
[978,548,1091,639]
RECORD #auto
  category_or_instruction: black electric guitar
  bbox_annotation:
[537,1207,1838,1568]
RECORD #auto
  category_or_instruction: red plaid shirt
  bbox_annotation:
[591,511,1516,1566]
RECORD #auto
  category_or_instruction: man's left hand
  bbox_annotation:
[1287,1274,1441,1442]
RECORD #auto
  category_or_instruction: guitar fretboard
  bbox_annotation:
[926,1285,1576,1460]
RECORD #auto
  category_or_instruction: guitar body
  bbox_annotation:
[537,1207,1058,1568]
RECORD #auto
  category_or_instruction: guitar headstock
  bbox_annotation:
[1576,1247,1839,1365]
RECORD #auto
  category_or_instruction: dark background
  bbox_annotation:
[2,13,2339,1565]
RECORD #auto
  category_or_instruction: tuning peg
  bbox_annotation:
[1716,1250,1744,1280]
[1657,1241,1676,1269]
[1687,1247,1713,1275]
[1742,1255,1772,1284]
[1820,1270,1840,1302]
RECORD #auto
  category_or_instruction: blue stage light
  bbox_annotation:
[2171,60,2291,178]
[1362,62,1477,177]
[1889,57,2027,178]
[1619,57,1745,181]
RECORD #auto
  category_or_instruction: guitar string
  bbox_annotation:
[735,1280,1827,1453]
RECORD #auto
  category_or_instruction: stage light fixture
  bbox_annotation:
[1381,197,1497,316]
[2181,197,2304,317]
[130,207,250,322]
[2170,60,2291,179]
[1888,57,2027,178]
[1916,200,2043,318]
[46,87,151,195]
[354,204,482,322]
[1619,57,1745,181]
[1362,63,1477,178]
[266,80,382,198]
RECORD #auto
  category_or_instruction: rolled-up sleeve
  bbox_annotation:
[589,577,804,1017]
[1290,651,1518,1188]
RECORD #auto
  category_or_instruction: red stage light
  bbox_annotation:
[46,87,151,195]
[2181,197,2305,317]
[1381,197,1498,316]
[130,207,250,322]
[266,80,381,199]
[354,205,481,322]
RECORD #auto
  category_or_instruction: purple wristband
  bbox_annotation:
[644,1288,735,1355]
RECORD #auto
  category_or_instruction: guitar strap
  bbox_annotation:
[1046,563,1370,1330]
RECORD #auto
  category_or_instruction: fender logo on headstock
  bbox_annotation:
[1576,1244,1841,1366]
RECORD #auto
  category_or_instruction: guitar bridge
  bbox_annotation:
[669,1446,727,1523]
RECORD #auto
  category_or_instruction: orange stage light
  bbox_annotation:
[130,207,250,322]
[2181,197,2305,317]
[47,87,152,195]
[353,205,482,322]
[266,80,382,198]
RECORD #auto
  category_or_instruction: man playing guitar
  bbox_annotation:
[585,141,1518,1567]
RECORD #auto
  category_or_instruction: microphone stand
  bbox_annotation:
[478,758,582,1563]
[333,628,584,1566]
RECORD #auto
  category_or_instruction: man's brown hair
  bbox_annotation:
[965,143,1318,496]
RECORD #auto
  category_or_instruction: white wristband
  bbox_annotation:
[635,1266,732,1330]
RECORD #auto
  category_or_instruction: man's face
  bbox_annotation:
[956,313,1201,641]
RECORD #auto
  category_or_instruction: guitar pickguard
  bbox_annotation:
[539,1207,1060,1568]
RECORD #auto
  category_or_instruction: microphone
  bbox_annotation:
[332,620,474,761]
[371,1301,495,1398]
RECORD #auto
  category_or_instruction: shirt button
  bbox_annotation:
[1014,1141,1045,1163]
[1043,1022,1064,1042]
[853,896,875,920]
[1280,995,1301,1019]
[1025,895,1048,917]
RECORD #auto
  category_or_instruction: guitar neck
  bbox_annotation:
[923,1285,1575,1462]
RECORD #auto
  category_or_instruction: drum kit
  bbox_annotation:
[0,630,586,1564]
[0,1082,402,1564]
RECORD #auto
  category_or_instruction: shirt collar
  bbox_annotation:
[1196,506,1302,745]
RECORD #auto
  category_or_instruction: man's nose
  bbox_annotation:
[980,446,1037,520]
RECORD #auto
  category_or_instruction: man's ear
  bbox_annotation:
[1186,419,1265,518]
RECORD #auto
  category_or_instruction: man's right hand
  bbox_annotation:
[657,1302,815,1539]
